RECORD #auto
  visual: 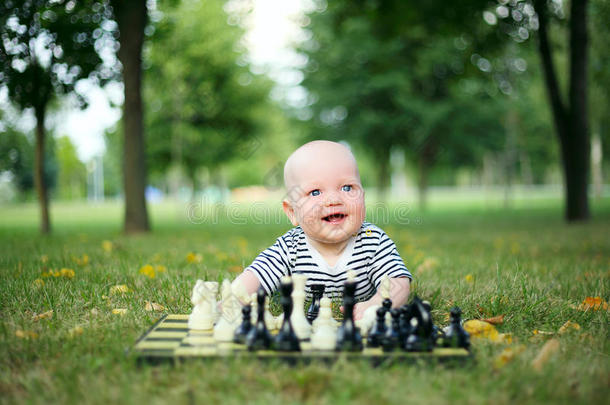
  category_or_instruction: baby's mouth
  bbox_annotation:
[322,213,346,223]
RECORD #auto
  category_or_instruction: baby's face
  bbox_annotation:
[283,145,365,247]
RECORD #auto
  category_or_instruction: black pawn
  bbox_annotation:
[246,287,272,351]
[275,278,300,351]
[398,304,414,343]
[404,297,434,352]
[382,308,402,352]
[336,279,363,352]
[234,304,252,344]
[306,284,325,324]
[443,307,470,350]
[366,307,388,347]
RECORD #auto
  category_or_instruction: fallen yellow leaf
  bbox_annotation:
[144,301,165,311]
[15,330,38,339]
[33,278,45,288]
[494,345,526,369]
[110,285,130,295]
[481,314,505,325]
[112,308,128,315]
[463,319,499,341]
[32,310,54,321]
[558,320,580,335]
[68,326,84,337]
[532,338,560,371]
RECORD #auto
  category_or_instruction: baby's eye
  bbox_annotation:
[309,189,321,196]
[341,185,352,192]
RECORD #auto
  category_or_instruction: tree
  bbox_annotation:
[0,0,112,233]
[110,0,150,232]
[144,0,272,194]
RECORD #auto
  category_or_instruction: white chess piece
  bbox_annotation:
[312,297,338,333]
[290,274,311,340]
[213,279,241,341]
[379,275,391,299]
[188,280,218,330]
[311,296,337,350]
[356,304,380,337]
[250,292,258,324]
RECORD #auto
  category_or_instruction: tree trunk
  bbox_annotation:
[534,0,590,221]
[113,0,150,233]
[34,107,50,234]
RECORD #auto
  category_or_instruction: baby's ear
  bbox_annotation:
[282,199,298,226]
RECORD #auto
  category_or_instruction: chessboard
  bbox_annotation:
[133,314,471,365]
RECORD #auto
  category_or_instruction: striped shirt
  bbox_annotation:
[246,222,412,302]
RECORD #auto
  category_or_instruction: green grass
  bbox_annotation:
[1,198,609,404]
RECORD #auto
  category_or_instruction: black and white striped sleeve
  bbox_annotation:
[245,231,293,295]
[367,229,412,289]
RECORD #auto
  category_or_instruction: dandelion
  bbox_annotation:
[139,264,156,279]
[73,254,89,266]
[102,240,113,253]
[186,252,202,264]
[33,278,45,287]
[155,265,167,273]
[465,274,474,283]
[110,284,130,295]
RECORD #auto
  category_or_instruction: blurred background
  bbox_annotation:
[1,0,608,233]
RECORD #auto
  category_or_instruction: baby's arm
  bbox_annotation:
[353,277,410,320]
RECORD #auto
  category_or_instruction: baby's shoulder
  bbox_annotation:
[277,226,305,247]
[357,222,387,240]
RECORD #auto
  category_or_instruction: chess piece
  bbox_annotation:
[382,308,402,352]
[366,307,388,347]
[356,304,380,337]
[274,277,301,351]
[306,284,325,323]
[404,297,434,352]
[246,287,272,351]
[399,304,414,341]
[336,273,363,352]
[264,296,278,331]
[214,279,241,341]
[233,304,253,344]
[290,274,311,340]
[188,280,218,330]
[442,307,470,349]
[312,297,338,333]
[311,297,337,350]
[250,292,258,325]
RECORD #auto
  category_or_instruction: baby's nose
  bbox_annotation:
[324,190,343,206]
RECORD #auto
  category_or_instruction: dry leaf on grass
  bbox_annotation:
[463,319,511,343]
[32,309,53,321]
[112,308,128,315]
[110,285,130,295]
[144,301,165,311]
[481,314,505,325]
[558,320,580,335]
[15,330,38,339]
[68,326,84,337]
[532,338,560,371]
[494,345,526,369]
[575,296,608,311]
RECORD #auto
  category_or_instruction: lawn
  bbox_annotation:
[1,197,608,404]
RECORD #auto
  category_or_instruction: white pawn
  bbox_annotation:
[357,304,380,337]
[250,292,258,325]
[188,280,218,330]
[290,274,311,340]
[213,280,241,341]
[311,296,337,350]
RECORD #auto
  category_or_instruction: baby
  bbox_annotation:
[234,140,411,320]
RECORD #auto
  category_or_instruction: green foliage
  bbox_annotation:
[55,136,85,199]
[144,0,274,184]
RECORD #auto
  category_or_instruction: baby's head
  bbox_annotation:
[282,140,365,247]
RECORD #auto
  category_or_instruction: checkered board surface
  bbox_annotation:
[133,314,471,364]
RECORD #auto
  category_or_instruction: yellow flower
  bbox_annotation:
[186,252,202,264]
[139,264,156,279]
[60,268,75,279]
[33,278,45,287]
[112,308,128,315]
[110,284,130,295]
[73,254,89,266]
[41,255,48,263]
[102,240,113,253]
[155,265,167,273]
[52,270,61,278]
[41,271,51,278]
[465,274,474,283]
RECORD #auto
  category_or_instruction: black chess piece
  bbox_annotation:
[246,287,272,351]
[233,304,252,344]
[275,278,301,351]
[421,300,441,343]
[306,284,325,324]
[442,307,470,350]
[398,304,414,347]
[336,278,363,352]
[382,308,402,352]
[382,297,392,314]
[404,297,434,352]
[366,307,388,347]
